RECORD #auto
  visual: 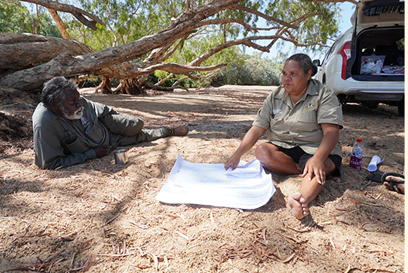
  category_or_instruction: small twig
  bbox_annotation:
[282,253,296,263]
[164,256,169,269]
[152,253,159,271]
[175,230,190,240]
[104,214,120,225]
[278,231,304,244]
[98,252,138,258]
[360,201,386,207]
[69,254,92,272]
[282,220,314,232]
[217,242,227,249]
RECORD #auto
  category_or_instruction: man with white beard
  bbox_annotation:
[32,76,188,170]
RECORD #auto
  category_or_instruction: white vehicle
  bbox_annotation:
[313,0,404,115]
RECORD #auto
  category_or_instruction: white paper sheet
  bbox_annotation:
[156,155,275,209]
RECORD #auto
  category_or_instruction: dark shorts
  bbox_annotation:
[268,142,342,177]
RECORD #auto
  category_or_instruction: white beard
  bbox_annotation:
[61,106,84,120]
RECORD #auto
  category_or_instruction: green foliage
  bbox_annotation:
[264,0,341,52]
[151,32,243,88]
[213,54,283,86]
[67,0,152,50]
[68,0,209,50]
[174,33,241,65]
[0,1,61,37]
[0,1,28,33]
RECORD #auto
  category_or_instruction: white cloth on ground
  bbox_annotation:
[156,154,275,209]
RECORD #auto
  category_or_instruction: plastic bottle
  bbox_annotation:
[350,138,363,169]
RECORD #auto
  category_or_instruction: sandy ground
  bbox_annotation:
[0,85,404,272]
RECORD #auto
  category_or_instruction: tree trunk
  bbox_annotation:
[0,0,241,91]
[0,33,91,71]
[114,78,145,95]
[46,8,74,40]
[95,76,112,94]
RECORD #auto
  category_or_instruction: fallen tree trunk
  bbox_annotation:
[0,33,91,71]
[0,0,242,91]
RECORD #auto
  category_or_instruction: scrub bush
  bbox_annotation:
[213,55,282,86]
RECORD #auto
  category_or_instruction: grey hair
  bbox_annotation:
[41,76,77,108]
[286,53,318,77]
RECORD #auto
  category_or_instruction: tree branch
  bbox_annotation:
[303,0,357,4]
[128,63,229,79]
[198,18,257,32]
[20,0,105,30]
[46,8,74,40]
[231,4,299,30]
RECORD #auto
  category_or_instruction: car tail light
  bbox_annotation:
[338,41,351,80]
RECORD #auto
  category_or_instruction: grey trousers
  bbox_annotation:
[101,113,169,147]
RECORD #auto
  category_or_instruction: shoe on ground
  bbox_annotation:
[167,125,188,136]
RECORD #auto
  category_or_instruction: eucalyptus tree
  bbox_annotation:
[0,0,347,94]
[0,0,61,36]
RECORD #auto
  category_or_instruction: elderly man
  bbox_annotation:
[33,76,188,170]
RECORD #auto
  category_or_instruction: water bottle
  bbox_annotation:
[350,138,363,169]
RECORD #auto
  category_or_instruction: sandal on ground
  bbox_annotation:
[381,171,404,194]
[366,170,384,183]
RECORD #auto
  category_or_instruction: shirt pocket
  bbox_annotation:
[62,134,89,154]
[270,114,285,130]
[296,111,319,132]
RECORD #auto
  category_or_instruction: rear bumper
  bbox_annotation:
[337,88,404,101]
[329,74,404,101]
[353,93,403,102]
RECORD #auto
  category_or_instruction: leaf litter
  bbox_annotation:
[0,85,404,272]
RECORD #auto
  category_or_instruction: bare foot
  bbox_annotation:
[286,192,309,219]
[383,175,405,194]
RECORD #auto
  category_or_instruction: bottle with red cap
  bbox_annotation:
[350,138,363,169]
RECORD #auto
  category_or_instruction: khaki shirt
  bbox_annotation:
[253,79,343,157]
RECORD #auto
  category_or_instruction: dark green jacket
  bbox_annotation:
[32,97,117,169]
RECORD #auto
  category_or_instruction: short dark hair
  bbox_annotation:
[286,53,318,77]
[41,76,77,108]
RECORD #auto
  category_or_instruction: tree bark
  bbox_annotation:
[46,8,74,40]
[0,0,241,91]
[21,0,105,30]
[95,76,112,94]
[0,33,91,71]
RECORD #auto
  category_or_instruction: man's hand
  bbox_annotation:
[94,145,111,158]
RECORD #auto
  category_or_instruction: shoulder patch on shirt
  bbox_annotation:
[304,101,316,111]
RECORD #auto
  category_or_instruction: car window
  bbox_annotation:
[321,39,339,65]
